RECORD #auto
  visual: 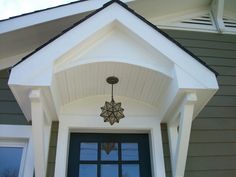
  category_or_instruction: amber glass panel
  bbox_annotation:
[101,143,118,161]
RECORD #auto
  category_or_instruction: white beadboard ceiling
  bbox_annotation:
[55,62,171,108]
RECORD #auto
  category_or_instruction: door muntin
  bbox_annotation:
[67,133,152,177]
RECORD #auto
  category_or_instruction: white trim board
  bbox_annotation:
[54,115,166,177]
[0,125,34,177]
[0,140,27,177]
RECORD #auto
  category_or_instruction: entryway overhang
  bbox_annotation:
[8,1,218,177]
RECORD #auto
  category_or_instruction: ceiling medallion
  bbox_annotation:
[100,76,125,125]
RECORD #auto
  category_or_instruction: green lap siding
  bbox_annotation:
[47,122,59,177]
[0,69,29,125]
[163,29,236,177]
[1,29,236,177]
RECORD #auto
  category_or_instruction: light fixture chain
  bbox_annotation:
[111,83,114,101]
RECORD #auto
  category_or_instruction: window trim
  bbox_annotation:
[54,116,166,177]
[0,125,34,177]
[67,133,151,177]
[0,140,27,177]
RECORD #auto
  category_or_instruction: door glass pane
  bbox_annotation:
[79,164,97,177]
[101,164,118,177]
[101,143,118,161]
[0,147,23,177]
[121,143,139,160]
[80,143,98,161]
[122,164,140,177]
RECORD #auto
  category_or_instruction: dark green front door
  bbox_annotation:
[67,133,152,177]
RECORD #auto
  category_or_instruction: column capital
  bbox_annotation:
[29,89,41,103]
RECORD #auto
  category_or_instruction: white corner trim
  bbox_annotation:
[167,93,197,177]
[0,125,34,177]
[29,89,52,177]
[54,116,166,177]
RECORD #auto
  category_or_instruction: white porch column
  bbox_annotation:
[29,90,51,177]
[167,93,197,177]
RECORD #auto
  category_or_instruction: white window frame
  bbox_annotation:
[0,140,27,177]
[0,125,34,177]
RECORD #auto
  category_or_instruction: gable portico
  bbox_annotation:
[8,1,218,177]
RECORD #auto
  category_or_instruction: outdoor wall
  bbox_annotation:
[162,29,236,177]
[46,122,59,177]
[1,29,236,177]
[0,69,29,125]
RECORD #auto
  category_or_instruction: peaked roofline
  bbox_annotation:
[11,0,218,76]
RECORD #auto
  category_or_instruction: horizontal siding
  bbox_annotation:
[173,39,236,51]
[185,47,236,59]
[165,29,236,42]
[207,96,236,106]
[164,29,236,177]
[184,170,236,177]
[0,29,235,177]
[0,69,28,125]
[216,85,236,96]
[218,76,236,85]
[47,122,59,177]
[198,107,236,118]
[200,57,236,67]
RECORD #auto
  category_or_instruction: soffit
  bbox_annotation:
[0,12,89,60]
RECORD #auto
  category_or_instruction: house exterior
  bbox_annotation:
[0,0,235,177]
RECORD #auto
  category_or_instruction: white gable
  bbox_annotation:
[9,1,218,122]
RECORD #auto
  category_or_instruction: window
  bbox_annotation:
[67,133,151,177]
[0,125,34,177]
[0,141,26,177]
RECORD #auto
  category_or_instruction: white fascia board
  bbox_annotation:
[0,0,134,35]
[174,65,218,89]
[106,4,218,89]
[9,2,217,89]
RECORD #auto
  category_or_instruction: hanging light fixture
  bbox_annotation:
[100,76,125,125]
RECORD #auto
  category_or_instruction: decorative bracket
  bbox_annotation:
[167,93,197,177]
[29,89,52,177]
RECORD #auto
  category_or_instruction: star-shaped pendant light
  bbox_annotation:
[100,76,125,125]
